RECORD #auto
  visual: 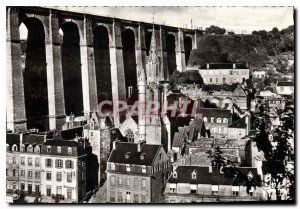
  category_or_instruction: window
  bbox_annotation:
[46,172,52,180]
[13,182,17,190]
[110,191,115,202]
[134,194,139,203]
[57,172,62,182]
[90,131,94,137]
[46,186,51,196]
[212,185,219,195]
[21,144,25,152]
[111,163,115,170]
[223,78,226,83]
[223,118,228,124]
[134,178,139,187]
[56,159,63,168]
[190,184,197,194]
[47,146,51,153]
[57,186,62,195]
[110,176,115,185]
[118,191,123,202]
[67,172,72,182]
[67,147,72,155]
[216,78,218,83]
[125,130,134,143]
[12,169,16,177]
[141,179,146,188]
[211,117,214,123]
[126,191,131,203]
[173,171,177,178]
[57,146,61,154]
[27,145,33,153]
[46,159,52,167]
[28,170,33,179]
[232,186,239,196]
[35,171,40,179]
[142,165,147,173]
[28,157,32,166]
[126,164,131,172]
[280,86,284,92]
[20,170,25,177]
[21,157,25,165]
[66,160,73,169]
[118,177,122,186]
[12,144,18,152]
[170,184,176,193]
[34,146,40,153]
[217,118,222,123]
[67,187,72,199]
[141,194,146,203]
[126,178,130,187]
[35,158,40,167]
[210,78,212,83]
[203,117,207,123]
[191,171,197,179]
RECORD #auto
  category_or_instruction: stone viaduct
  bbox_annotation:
[6,6,202,132]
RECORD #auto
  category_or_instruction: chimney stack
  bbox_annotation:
[20,133,23,146]
[112,140,117,150]
[209,165,212,173]
[233,63,236,69]
[137,140,146,152]
[206,64,210,69]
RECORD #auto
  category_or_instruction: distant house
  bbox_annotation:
[164,165,263,203]
[227,114,250,140]
[199,63,249,85]
[106,141,172,203]
[276,81,294,96]
[253,70,266,79]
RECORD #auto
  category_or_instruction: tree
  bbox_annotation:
[205,25,226,35]
[251,103,294,201]
[207,146,226,168]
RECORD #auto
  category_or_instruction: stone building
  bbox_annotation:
[200,108,232,137]
[276,81,294,96]
[164,165,263,203]
[83,111,114,187]
[106,141,172,203]
[198,63,249,85]
[40,137,88,203]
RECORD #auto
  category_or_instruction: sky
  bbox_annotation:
[48,6,294,33]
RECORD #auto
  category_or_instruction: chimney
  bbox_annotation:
[206,64,210,69]
[220,166,224,174]
[233,63,236,69]
[44,134,47,143]
[137,140,146,152]
[20,133,23,145]
[128,86,132,98]
[112,140,117,150]
[209,165,212,173]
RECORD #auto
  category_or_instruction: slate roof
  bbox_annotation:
[23,134,45,145]
[43,139,79,147]
[169,165,259,185]
[200,108,232,118]
[61,126,83,140]
[199,63,248,70]
[232,103,244,115]
[108,142,161,166]
[277,81,294,87]
[6,133,20,145]
[228,116,247,129]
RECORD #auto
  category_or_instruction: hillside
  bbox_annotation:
[188,25,294,70]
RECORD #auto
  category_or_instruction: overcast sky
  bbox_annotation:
[46,6,294,34]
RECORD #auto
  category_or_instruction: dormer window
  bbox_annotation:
[34,146,40,153]
[217,118,222,124]
[27,145,33,153]
[6,144,9,151]
[142,165,146,174]
[21,144,25,152]
[192,170,197,179]
[223,118,228,124]
[12,144,18,152]
[47,146,51,153]
[126,164,131,172]
[173,171,177,178]
[68,147,72,155]
[125,152,131,159]
[140,153,146,160]
[57,146,61,154]
[203,117,207,123]
[111,163,115,171]
[211,117,214,123]
[247,171,254,181]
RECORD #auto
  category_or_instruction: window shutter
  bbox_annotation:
[65,160,68,168]
[71,161,73,169]
[55,160,58,168]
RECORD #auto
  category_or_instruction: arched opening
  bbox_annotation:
[122,29,137,97]
[166,34,176,76]
[125,129,134,143]
[20,18,49,131]
[60,22,83,116]
[93,26,112,103]
[145,31,152,56]
[184,36,193,66]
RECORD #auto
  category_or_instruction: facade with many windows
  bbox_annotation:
[106,141,172,203]
[164,165,263,203]
[199,63,249,85]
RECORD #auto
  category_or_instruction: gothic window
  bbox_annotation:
[126,130,134,143]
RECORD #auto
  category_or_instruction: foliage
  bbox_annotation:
[205,25,226,35]
[169,70,204,89]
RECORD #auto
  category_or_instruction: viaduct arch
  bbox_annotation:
[6,6,202,132]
